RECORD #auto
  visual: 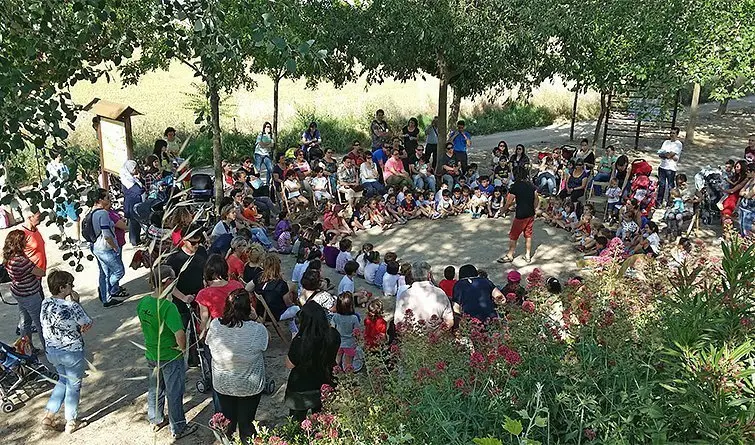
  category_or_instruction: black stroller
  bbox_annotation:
[694,166,725,225]
[0,341,58,413]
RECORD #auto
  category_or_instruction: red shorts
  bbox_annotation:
[509,216,534,240]
[338,347,356,357]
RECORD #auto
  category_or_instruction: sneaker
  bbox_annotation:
[65,419,85,434]
[103,299,125,308]
[113,289,130,299]
[172,423,198,440]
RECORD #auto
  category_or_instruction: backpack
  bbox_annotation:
[82,209,105,243]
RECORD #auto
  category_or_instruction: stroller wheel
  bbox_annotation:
[2,402,15,413]
[264,379,276,395]
[196,380,207,394]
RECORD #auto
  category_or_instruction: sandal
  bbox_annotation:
[524,254,533,263]
[496,255,514,264]
[152,419,169,433]
[42,415,60,431]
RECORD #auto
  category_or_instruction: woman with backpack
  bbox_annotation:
[83,189,126,307]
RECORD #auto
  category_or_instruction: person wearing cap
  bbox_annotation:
[499,166,538,263]
[451,264,504,322]
[393,261,454,330]
[499,270,526,305]
[137,265,197,439]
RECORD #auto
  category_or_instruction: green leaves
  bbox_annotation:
[503,416,523,436]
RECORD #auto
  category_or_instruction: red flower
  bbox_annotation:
[497,345,522,366]
[506,292,518,303]
[352,328,362,339]
[470,351,486,369]
[435,361,447,371]
[521,300,535,313]
[584,428,596,440]
[454,378,465,389]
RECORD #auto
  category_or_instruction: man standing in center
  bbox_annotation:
[656,127,683,207]
[448,120,471,173]
[498,167,538,264]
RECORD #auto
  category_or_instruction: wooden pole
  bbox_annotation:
[570,83,579,141]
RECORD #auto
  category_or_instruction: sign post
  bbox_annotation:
[82,98,142,189]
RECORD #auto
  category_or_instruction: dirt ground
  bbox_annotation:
[1,97,753,444]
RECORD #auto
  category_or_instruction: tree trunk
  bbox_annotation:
[717,98,730,115]
[209,81,224,214]
[592,91,607,146]
[685,82,701,145]
[570,82,579,141]
[448,87,462,130]
[272,73,281,152]
[437,56,449,148]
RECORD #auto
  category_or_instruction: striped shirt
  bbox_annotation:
[205,319,269,397]
[6,255,41,297]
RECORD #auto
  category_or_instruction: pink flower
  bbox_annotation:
[352,328,362,339]
[314,432,324,440]
[454,378,465,389]
[300,419,313,432]
[389,343,400,354]
[435,361,447,371]
[328,428,339,439]
[521,300,535,313]
[506,292,518,303]
[497,345,522,366]
[584,428,597,440]
[210,412,230,430]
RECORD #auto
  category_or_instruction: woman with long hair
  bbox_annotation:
[3,230,46,350]
[205,289,269,443]
[255,122,275,186]
[721,160,750,229]
[284,301,340,421]
[254,254,298,333]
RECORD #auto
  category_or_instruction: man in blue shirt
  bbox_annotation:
[448,120,471,173]
[372,143,390,182]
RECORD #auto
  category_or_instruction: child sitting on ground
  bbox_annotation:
[354,243,373,277]
[364,299,388,350]
[438,265,457,298]
[385,194,408,224]
[277,223,299,254]
[628,221,661,257]
[337,261,371,306]
[401,191,423,219]
[382,261,401,298]
[349,201,368,232]
[322,231,340,268]
[368,198,392,231]
[616,205,640,242]
[364,251,381,286]
[584,235,608,256]
[274,210,291,241]
[226,236,249,281]
[469,187,489,219]
[499,270,526,304]
[331,292,360,372]
[373,251,397,290]
[335,238,354,274]
[418,191,436,218]
[435,189,454,219]
[478,175,495,196]
[487,186,505,218]
[451,187,467,214]
[556,201,578,230]
[323,204,353,236]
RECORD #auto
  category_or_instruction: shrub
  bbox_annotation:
[250,236,755,445]
[462,101,556,135]
[278,109,371,155]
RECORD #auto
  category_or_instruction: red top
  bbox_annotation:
[195,280,245,319]
[22,226,46,271]
[364,316,388,349]
[226,254,245,281]
[438,279,457,298]
[322,212,341,231]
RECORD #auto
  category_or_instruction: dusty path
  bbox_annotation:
[1,97,753,444]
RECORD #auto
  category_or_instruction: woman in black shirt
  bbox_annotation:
[285,301,340,422]
[402,117,420,153]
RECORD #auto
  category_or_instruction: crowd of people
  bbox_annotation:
[2,108,754,443]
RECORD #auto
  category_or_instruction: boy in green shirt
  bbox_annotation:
[137,266,197,439]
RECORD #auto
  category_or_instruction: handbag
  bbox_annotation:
[349,184,364,192]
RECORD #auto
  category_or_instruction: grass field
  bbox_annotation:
[67,63,600,153]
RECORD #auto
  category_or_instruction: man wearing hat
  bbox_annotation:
[498,166,538,263]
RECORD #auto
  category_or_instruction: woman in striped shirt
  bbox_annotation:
[3,230,46,350]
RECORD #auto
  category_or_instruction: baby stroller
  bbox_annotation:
[0,341,58,413]
[190,174,214,202]
[694,165,725,225]
[627,170,658,220]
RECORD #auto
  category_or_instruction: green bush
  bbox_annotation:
[278,109,371,154]
[462,101,556,135]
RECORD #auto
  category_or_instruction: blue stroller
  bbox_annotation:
[0,341,58,413]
